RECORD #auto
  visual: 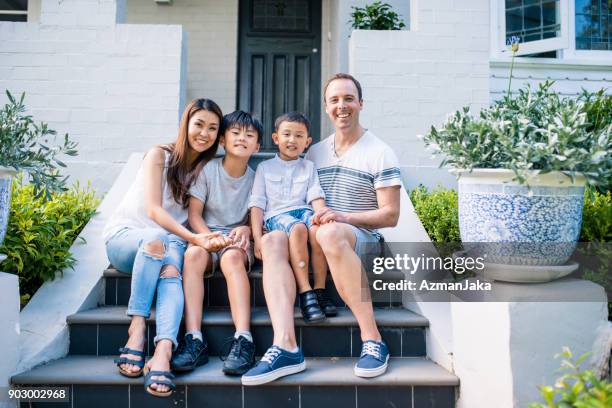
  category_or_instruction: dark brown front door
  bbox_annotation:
[238,0,322,151]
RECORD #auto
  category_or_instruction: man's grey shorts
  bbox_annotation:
[346,224,384,258]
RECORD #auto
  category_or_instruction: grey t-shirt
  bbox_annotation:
[189,157,255,235]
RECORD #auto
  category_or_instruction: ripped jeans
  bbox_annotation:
[105,227,186,349]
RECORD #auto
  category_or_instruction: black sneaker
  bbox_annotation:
[299,290,326,323]
[314,288,338,317]
[170,333,209,372]
[221,335,256,376]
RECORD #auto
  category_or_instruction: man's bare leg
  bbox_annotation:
[316,223,381,342]
[261,231,298,350]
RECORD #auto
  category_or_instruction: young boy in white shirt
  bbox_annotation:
[249,112,336,323]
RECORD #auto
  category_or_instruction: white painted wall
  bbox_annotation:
[0,273,19,408]
[349,0,490,191]
[0,0,185,194]
[450,280,608,408]
[125,0,238,115]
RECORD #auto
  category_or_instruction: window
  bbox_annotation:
[0,0,27,22]
[574,0,612,50]
[493,0,611,59]
[495,0,570,56]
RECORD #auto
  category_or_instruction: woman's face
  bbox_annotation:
[186,109,220,153]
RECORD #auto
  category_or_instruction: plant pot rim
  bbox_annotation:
[451,168,587,186]
[0,166,17,177]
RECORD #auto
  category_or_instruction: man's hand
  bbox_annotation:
[312,206,348,225]
[191,232,232,252]
[228,225,251,251]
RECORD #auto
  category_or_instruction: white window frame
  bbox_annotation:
[491,0,570,58]
[489,0,612,63]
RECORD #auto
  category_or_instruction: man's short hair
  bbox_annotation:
[222,110,263,143]
[323,73,363,102]
[274,111,311,134]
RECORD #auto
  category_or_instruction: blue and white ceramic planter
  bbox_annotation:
[0,167,17,263]
[457,169,585,267]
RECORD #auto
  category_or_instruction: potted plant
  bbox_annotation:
[0,90,77,262]
[421,82,611,281]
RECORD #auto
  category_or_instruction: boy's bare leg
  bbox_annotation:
[309,225,328,289]
[220,249,251,332]
[316,223,381,342]
[182,245,212,332]
[288,223,311,294]
[261,231,298,350]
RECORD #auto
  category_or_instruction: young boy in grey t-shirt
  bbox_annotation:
[171,111,261,377]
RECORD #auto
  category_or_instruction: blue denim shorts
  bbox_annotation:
[265,208,314,235]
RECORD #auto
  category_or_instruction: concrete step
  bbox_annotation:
[67,306,428,358]
[12,355,458,408]
[103,267,406,308]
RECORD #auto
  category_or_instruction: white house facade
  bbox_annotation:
[1,0,609,193]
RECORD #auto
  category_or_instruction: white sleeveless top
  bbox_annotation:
[103,150,188,243]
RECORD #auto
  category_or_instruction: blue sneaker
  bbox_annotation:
[241,345,306,386]
[354,340,390,378]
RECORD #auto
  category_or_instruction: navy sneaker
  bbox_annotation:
[354,340,389,378]
[241,345,306,386]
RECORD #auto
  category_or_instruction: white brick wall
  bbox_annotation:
[490,59,612,101]
[126,0,238,114]
[0,6,185,194]
[349,0,490,190]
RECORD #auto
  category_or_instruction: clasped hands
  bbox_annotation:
[190,225,251,252]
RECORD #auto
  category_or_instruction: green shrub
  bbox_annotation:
[581,188,612,242]
[409,185,460,243]
[350,2,406,30]
[529,347,612,408]
[0,178,100,305]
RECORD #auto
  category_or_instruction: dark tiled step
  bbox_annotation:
[103,267,406,308]
[13,356,457,408]
[67,306,427,358]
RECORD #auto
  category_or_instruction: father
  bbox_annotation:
[241,73,401,386]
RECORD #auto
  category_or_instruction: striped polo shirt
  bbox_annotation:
[305,131,402,233]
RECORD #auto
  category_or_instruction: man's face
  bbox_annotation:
[324,78,363,131]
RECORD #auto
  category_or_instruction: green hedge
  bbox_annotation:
[0,178,100,305]
[409,185,460,243]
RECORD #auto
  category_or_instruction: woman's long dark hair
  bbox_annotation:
[161,98,222,207]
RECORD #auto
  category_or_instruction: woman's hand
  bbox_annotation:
[228,225,251,251]
[191,231,231,252]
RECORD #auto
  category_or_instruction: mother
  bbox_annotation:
[103,98,223,397]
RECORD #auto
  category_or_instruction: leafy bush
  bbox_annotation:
[0,91,78,199]
[529,347,612,408]
[409,185,460,243]
[421,82,612,187]
[0,178,100,305]
[581,188,612,242]
[350,1,406,30]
